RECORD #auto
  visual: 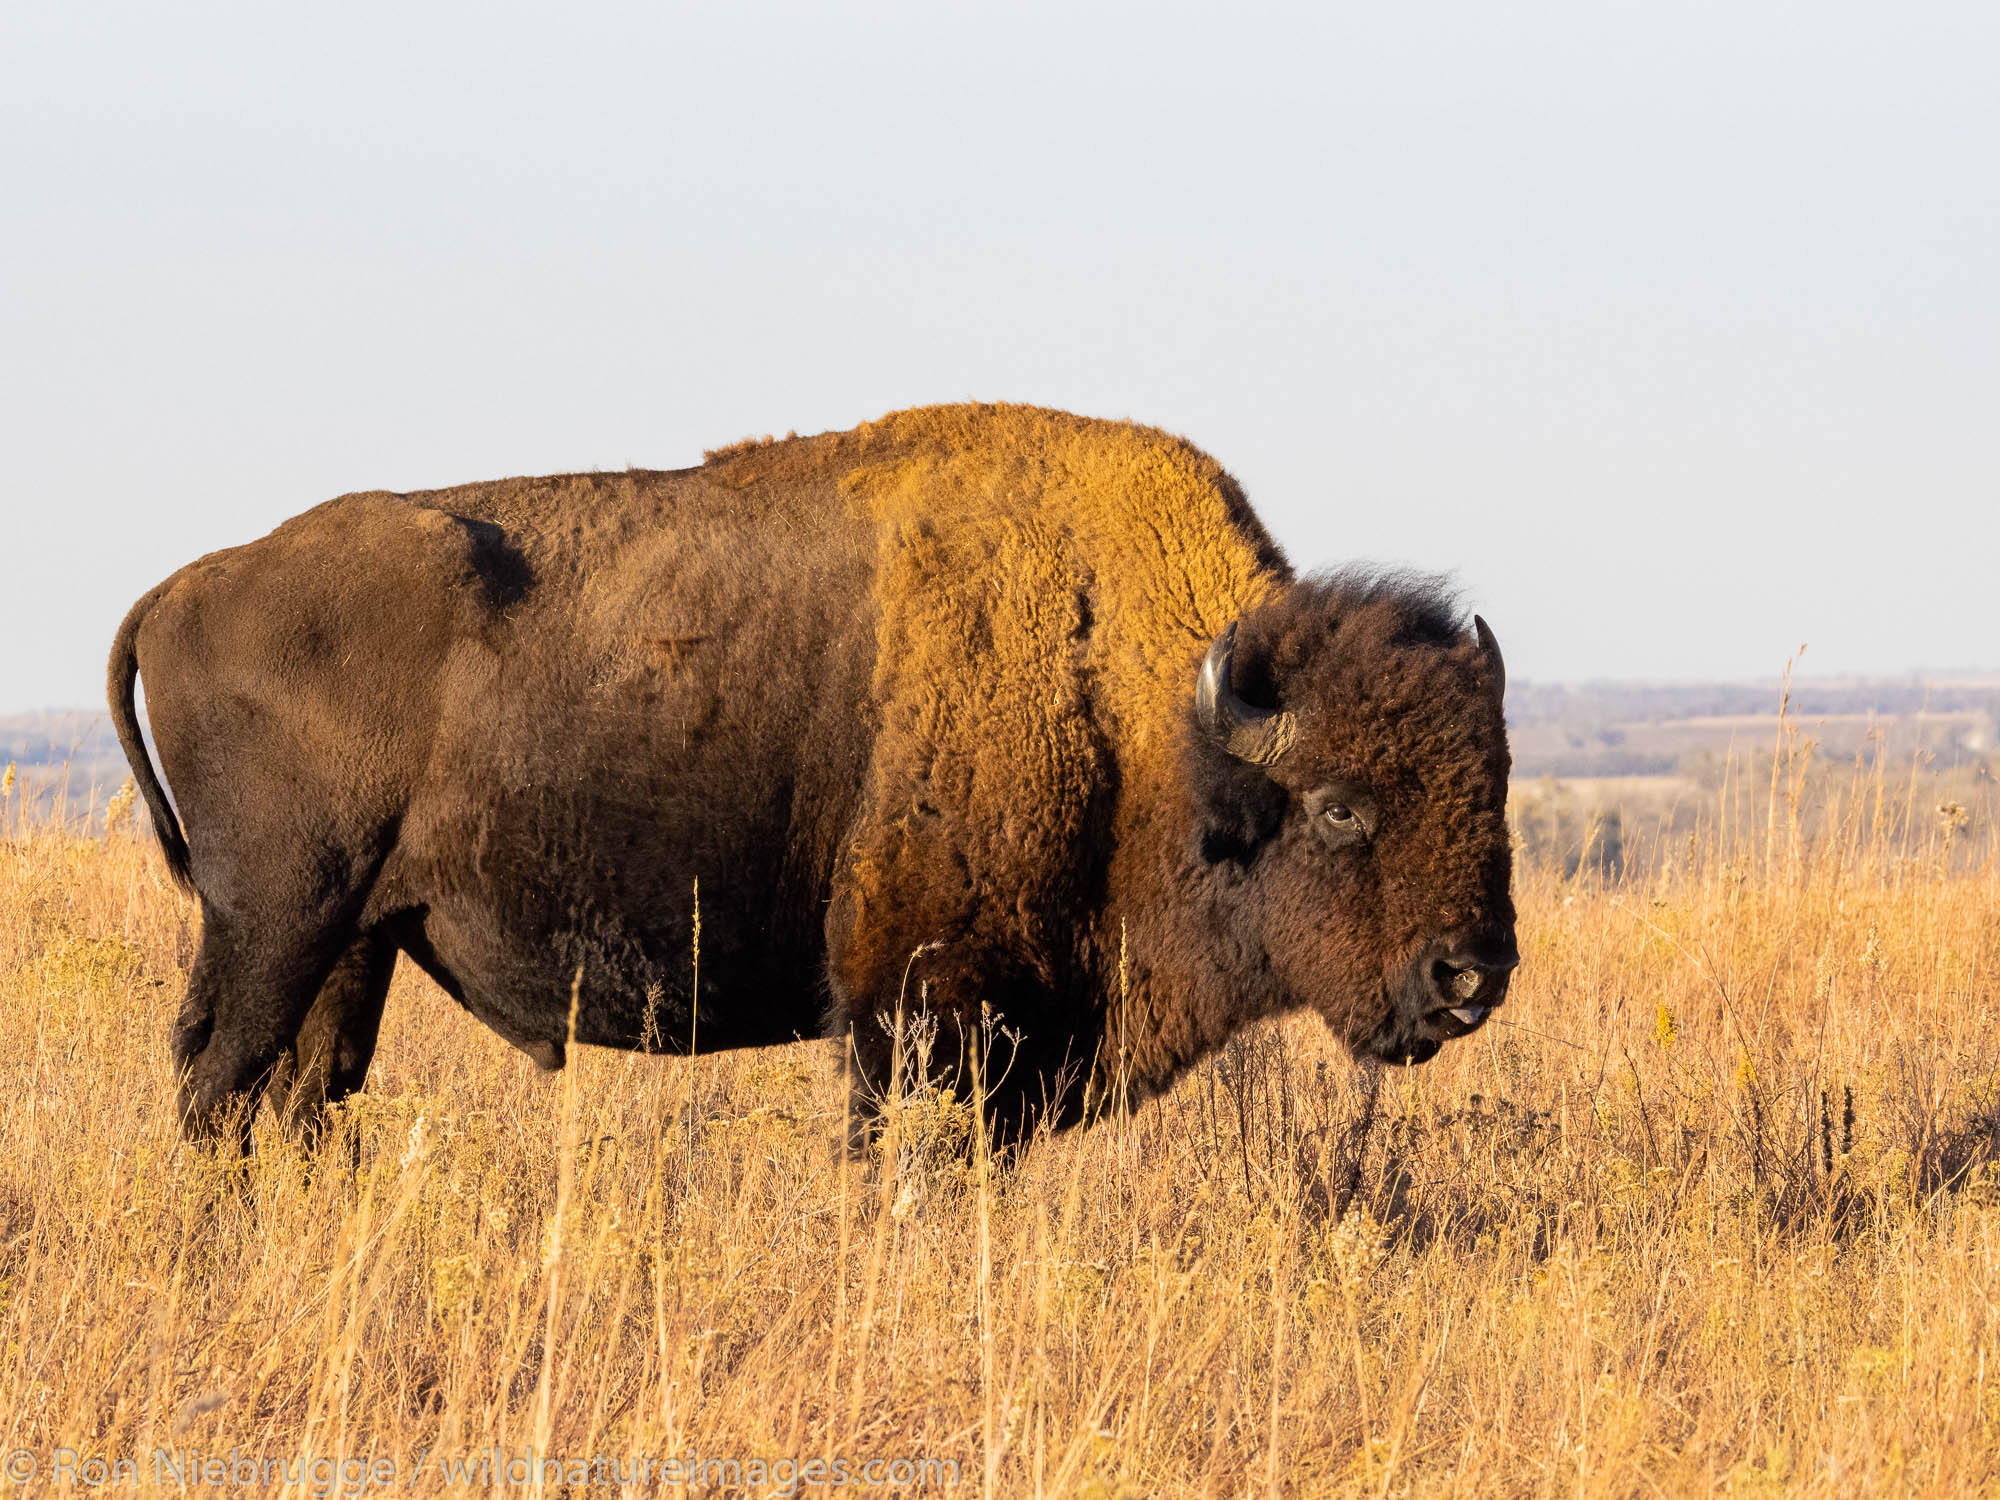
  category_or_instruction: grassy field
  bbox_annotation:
[1,757,1997,1497]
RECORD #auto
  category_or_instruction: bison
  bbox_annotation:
[108,403,1516,1149]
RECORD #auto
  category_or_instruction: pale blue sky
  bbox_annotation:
[4,1,1996,710]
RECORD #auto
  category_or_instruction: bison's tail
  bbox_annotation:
[106,579,194,892]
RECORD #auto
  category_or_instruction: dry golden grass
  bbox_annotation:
[1,760,1997,1497]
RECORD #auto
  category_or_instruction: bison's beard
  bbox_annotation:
[1355,992,1444,1067]
[1321,974,1441,1068]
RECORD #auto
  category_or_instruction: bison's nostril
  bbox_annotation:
[1426,952,1513,1017]
[1430,959,1485,1003]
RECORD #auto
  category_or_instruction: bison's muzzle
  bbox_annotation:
[1363,934,1519,1066]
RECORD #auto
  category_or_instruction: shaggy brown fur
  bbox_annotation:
[108,403,1514,1147]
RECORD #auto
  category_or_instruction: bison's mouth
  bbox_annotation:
[1360,1006,1488,1066]
[1429,1002,1492,1038]
[1355,955,1511,1066]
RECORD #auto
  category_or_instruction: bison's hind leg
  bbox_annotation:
[265,930,396,1153]
[174,905,365,1151]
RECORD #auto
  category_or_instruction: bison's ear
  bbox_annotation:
[1196,623,1297,767]
[1191,754,1288,865]
[1189,620,1290,862]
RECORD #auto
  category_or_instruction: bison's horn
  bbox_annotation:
[1195,622,1297,767]
[1473,614,1505,700]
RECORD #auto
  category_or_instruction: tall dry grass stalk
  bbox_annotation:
[1,748,1996,1495]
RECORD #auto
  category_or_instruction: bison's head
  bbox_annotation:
[1188,573,1516,1065]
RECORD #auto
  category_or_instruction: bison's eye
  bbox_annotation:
[1306,784,1375,849]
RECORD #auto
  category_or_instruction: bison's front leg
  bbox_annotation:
[822,886,928,1155]
[825,890,1094,1154]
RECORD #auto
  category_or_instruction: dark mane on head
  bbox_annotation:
[1303,565,1467,648]
[1223,567,1469,716]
